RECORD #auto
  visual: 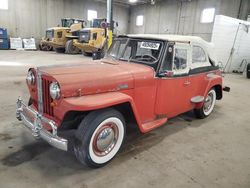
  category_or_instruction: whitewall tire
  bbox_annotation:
[74,108,125,168]
[89,117,124,164]
[194,89,216,119]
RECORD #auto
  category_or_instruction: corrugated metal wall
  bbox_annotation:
[0,0,129,40]
[129,0,250,41]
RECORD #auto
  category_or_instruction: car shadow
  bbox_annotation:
[1,141,52,167]
[115,111,199,164]
[1,110,214,177]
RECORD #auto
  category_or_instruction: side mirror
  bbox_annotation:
[218,61,223,71]
[92,51,102,60]
[158,70,174,77]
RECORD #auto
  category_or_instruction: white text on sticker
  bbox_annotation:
[140,42,160,50]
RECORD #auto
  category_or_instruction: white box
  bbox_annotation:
[10,37,23,49]
[23,38,36,50]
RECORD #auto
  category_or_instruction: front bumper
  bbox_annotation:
[41,39,64,48]
[74,41,98,52]
[16,97,68,151]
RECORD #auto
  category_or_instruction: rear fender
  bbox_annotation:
[195,74,222,109]
[204,74,223,98]
[56,92,142,129]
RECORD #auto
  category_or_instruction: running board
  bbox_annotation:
[141,117,168,133]
[191,96,205,103]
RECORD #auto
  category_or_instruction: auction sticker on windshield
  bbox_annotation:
[140,42,160,50]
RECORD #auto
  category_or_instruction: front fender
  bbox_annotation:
[54,92,142,127]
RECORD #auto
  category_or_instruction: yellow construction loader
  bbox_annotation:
[40,18,85,54]
[73,18,116,58]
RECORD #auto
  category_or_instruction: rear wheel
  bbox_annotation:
[65,40,80,54]
[92,44,107,60]
[100,40,108,58]
[247,63,250,79]
[74,108,126,168]
[55,48,65,53]
[194,89,216,119]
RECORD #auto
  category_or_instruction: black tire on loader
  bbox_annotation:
[92,41,108,60]
[100,40,108,58]
[247,63,250,79]
[65,40,80,54]
[82,50,92,57]
[55,48,65,53]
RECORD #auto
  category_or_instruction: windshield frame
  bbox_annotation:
[107,37,165,67]
[106,37,129,60]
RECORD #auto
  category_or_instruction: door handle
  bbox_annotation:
[184,81,191,85]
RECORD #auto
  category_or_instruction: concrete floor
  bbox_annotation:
[0,50,250,188]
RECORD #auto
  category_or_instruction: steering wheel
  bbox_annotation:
[141,54,157,62]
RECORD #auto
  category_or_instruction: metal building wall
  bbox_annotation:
[129,0,250,41]
[0,0,129,40]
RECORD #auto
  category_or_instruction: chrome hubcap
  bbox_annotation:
[93,123,118,156]
[204,93,213,113]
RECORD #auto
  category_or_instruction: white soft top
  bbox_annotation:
[128,34,206,43]
[126,34,217,64]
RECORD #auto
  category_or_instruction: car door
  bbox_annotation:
[155,42,194,118]
[188,44,212,98]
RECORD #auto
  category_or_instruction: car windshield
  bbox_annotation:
[61,19,75,27]
[107,38,163,66]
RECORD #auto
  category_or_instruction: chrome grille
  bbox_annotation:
[37,71,43,113]
[37,70,54,116]
[42,77,54,116]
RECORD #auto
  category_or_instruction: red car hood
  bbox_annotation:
[39,58,154,97]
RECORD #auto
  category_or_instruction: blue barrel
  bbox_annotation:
[0,28,8,38]
[0,38,9,49]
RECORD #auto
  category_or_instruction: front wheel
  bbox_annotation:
[194,89,216,119]
[65,40,80,54]
[74,108,126,168]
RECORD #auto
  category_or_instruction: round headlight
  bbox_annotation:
[49,82,61,100]
[26,70,35,85]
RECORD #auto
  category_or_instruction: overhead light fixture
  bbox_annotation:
[129,0,137,3]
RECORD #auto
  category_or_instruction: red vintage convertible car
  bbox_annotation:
[16,34,229,168]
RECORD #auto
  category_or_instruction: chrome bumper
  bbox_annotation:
[16,97,68,151]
